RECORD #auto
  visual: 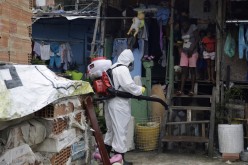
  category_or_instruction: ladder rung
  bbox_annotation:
[166,120,210,125]
[170,106,211,111]
[162,136,209,143]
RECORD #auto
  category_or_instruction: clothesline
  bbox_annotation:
[99,16,157,19]
[226,20,248,23]
[32,38,85,43]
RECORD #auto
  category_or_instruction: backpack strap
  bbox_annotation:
[112,64,125,70]
[107,64,126,89]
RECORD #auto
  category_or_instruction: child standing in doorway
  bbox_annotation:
[202,29,216,83]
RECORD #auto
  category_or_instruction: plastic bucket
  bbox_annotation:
[218,124,244,153]
[71,71,83,80]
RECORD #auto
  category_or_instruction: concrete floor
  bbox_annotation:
[125,151,247,165]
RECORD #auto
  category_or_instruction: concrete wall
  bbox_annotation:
[32,18,95,72]
[189,0,216,19]
[0,0,33,64]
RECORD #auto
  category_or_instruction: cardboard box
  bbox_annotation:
[71,141,85,161]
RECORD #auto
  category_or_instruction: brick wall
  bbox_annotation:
[0,0,32,64]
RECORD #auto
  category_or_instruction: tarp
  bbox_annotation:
[0,65,93,121]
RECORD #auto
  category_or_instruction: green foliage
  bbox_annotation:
[31,58,46,65]
[224,87,244,101]
[94,105,107,134]
[215,103,228,124]
[216,87,245,124]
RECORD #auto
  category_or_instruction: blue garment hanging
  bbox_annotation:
[156,8,170,26]
[238,23,248,60]
[245,25,248,59]
[239,24,246,59]
[50,42,60,55]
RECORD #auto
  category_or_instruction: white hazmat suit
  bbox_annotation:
[104,49,143,153]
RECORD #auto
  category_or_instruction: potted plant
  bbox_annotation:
[216,86,245,155]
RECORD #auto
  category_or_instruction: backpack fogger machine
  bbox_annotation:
[87,57,168,109]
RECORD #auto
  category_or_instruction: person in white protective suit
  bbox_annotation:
[104,49,145,165]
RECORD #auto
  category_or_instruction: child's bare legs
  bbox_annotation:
[189,67,196,95]
[177,66,188,95]
[211,60,215,82]
[206,59,211,81]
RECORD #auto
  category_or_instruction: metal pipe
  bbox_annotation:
[100,0,106,56]
[216,0,224,104]
[94,88,168,109]
[33,16,157,20]
[91,0,102,56]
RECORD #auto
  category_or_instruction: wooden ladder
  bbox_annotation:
[160,83,216,157]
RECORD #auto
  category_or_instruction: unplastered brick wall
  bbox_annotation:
[0,0,32,64]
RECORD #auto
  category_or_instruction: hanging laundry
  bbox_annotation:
[48,42,62,72]
[239,24,246,59]
[60,43,73,70]
[50,42,60,56]
[36,0,54,6]
[65,43,73,63]
[59,44,66,59]
[40,44,50,60]
[147,18,162,61]
[239,24,248,60]
[112,38,128,60]
[46,0,55,6]
[224,32,235,58]
[158,38,167,67]
[156,8,170,26]
[49,55,61,71]
[36,0,46,7]
[246,26,248,59]
[33,42,41,57]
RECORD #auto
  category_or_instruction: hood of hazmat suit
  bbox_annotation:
[116,49,134,67]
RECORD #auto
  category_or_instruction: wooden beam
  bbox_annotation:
[166,120,210,125]
[208,87,217,157]
[167,0,175,105]
[84,96,111,165]
[202,123,206,138]
[216,0,224,104]
[162,136,209,143]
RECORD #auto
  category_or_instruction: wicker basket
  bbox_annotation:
[135,117,160,151]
